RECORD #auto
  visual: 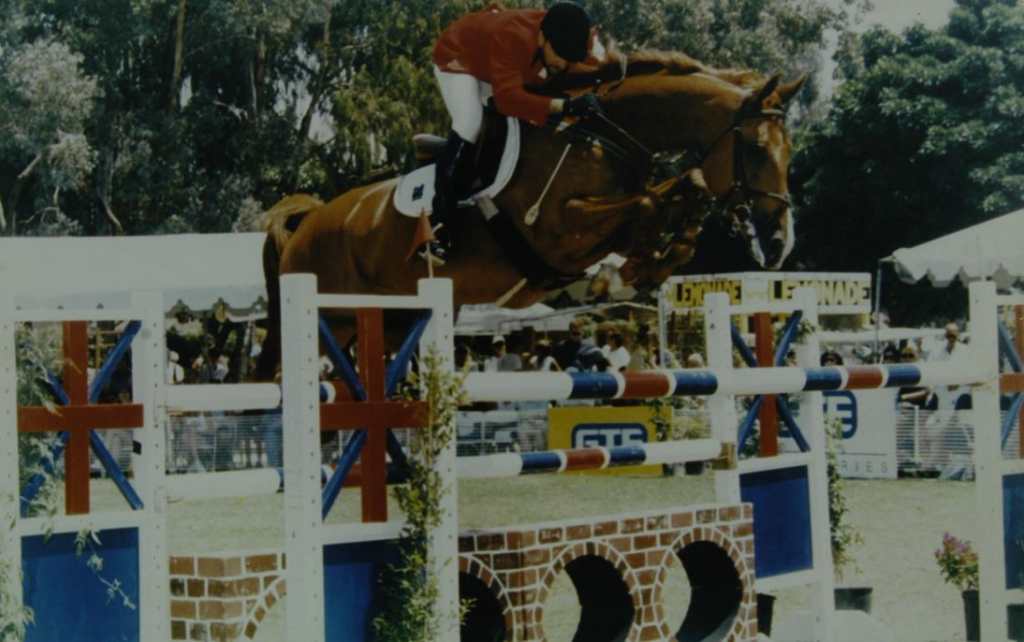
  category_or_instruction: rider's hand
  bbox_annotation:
[564,94,603,119]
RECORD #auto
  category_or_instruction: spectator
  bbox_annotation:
[595,324,611,358]
[572,344,611,372]
[554,321,584,370]
[627,324,653,370]
[485,335,522,372]
[529,339,560,371]
[937,323,965,362]
[167,351,186,384]
[820,350,843,366]
[606,331,630,372]
[881,344,900,364]
[686,353,705,368]
[897,344,933,409]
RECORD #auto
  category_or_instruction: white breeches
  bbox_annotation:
[434,65,492,144]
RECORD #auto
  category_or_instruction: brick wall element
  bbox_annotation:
[169,550,286,642]
[167,503,754,641]
[458,503,756,642]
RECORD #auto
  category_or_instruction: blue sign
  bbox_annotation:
[571,423,648,448]
[823,390,858,439]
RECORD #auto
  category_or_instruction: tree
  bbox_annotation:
[0,38,99,234]
[790,0,1024,324]
[0,0,869,237]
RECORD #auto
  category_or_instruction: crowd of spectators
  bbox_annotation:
[456,319,693,376]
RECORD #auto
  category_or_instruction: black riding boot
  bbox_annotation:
[429,131,476,262]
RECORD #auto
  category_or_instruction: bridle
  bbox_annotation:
[695,108,792,211]
[561,92,792,265]
[574,106,791,210]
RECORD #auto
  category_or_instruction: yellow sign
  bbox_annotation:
[667,279,742,309]
[665,272,871,314]
[771,279,870,308]
[547,406,667,477]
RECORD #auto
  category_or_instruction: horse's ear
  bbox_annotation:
[777,74,808,105]
[754,74,781,105]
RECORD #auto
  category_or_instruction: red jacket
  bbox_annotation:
[433,7,553,126]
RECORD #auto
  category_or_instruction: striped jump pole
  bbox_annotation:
[462,361,989,403]
[457,439,724,479]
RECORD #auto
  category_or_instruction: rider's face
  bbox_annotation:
[540,37,570,76]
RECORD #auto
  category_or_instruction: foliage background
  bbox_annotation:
[3,0,1023,325]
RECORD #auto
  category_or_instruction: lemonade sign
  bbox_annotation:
[664,272,871,315]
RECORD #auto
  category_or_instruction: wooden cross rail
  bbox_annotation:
[318,309,426,522]
[16,322,143,515]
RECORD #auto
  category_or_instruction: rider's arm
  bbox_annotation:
[489,36,556,125]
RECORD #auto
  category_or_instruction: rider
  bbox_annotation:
[429,1,606,261]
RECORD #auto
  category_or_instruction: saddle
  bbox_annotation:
[391,113,519,218]
[394,113,582,290]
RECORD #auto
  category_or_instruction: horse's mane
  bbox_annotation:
[541,45,765,93]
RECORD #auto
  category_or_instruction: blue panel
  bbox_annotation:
[324,539,401,642]
[803,368,843,391]
[740,466,814,578]
[569,373,619,399]
[23,528,140,642]
[672,370,718,396]
[1003,474,1024,590]
[884,365,922,387]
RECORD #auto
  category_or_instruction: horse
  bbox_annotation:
[256,50,805,379]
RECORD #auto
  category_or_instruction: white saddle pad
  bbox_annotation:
[392,116,521,218]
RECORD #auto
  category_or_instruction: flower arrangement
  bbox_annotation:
[934,533,979,591]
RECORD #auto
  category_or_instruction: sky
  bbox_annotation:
[856,1,958,32]
[818,0,957,95]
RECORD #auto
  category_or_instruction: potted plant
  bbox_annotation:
[826,417,871,612]
[935,532,981,641]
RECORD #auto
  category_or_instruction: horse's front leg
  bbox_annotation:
[564,192,657,220]
[618,169,716,287]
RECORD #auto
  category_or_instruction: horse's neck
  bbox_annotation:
[604,74,743,152]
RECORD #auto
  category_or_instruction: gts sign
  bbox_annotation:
[571,423,648,449]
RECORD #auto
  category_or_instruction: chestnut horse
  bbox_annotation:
[256,52,805,378]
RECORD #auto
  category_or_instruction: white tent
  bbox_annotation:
[455,303,559,335]
[887,208,1024,288]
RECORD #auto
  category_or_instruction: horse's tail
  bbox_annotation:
[255,194,324,381]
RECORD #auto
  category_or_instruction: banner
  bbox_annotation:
[663,272,871,315]
[781,389,898,479]
[547,406,666,477]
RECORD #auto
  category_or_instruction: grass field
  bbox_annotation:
[84,472,982,641]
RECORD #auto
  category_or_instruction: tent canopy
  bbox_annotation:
[887,208,1024,288]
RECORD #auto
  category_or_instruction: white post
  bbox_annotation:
[281,273,326,642]
[417,278,460,640]
[131,291,170,641]
[658,282,671,367]
[0,289,22,628]
[969,281,1009,641]
[705,293,740,503]
[794,287,835,642]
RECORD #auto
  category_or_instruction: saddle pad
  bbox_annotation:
[392,116,521,218]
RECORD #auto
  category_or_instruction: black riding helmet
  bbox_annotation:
[540,2,592,63]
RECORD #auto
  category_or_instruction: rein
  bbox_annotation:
[557,89,792,267]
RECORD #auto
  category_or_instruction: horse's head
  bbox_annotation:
[589,59,806,280]
[696,73,806,270]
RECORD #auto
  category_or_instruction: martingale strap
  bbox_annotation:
[479,197,583,289]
